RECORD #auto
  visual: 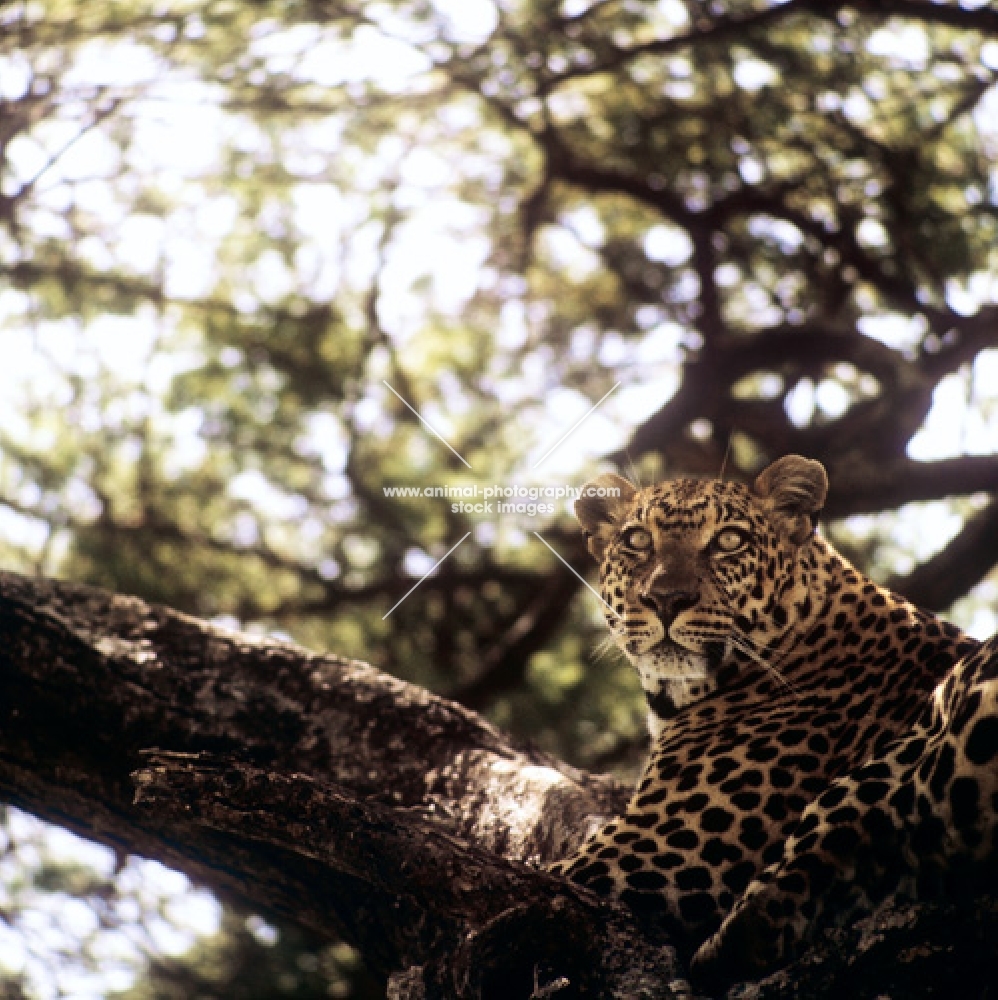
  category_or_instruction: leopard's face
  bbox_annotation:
[577,457,829,728]
[600,481,814,713]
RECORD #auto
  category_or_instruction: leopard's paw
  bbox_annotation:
[689,878,798,989]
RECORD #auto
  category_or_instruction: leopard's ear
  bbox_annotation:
[752,455,827,545]
[575,474,638,560]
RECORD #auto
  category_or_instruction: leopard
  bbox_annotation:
[548,454,998,985]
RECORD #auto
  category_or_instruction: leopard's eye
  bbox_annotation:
[713,527,748,554]
[622,527,653,551]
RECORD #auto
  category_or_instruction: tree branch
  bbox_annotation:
[132,750,655,992]
[0,569,633,986]
[887,499,998,612]
[824,456,998,517]
[3,566,998,996]
[452,561,584,710]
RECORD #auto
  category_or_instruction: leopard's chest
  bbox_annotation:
[615,646,960,925]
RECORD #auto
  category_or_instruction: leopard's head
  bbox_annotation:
[576,455,828,730]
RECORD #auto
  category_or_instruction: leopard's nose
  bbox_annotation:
[639,589,699,626]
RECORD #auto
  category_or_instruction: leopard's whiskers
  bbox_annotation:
[624,448,645,489]
[727,632,800,698]
[718,429,735,482]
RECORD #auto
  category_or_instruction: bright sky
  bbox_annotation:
[0,808,222,997]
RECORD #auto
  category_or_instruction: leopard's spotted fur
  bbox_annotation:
[549,455,997,981]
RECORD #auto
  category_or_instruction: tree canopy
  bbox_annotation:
[1,1,997,996]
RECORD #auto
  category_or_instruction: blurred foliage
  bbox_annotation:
[110,914,383,1000]
[0,807,376,1000]
[1,0,998,996]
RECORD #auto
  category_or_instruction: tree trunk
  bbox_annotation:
[0,569,993,998]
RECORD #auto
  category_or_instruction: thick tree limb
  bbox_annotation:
[746,895,998,1000]
[3,568,998,998]
[132,753,681,999]
[0,568,645,992]
[132,753,570,918]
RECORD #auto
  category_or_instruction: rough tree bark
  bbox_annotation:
[0,568,996,999]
